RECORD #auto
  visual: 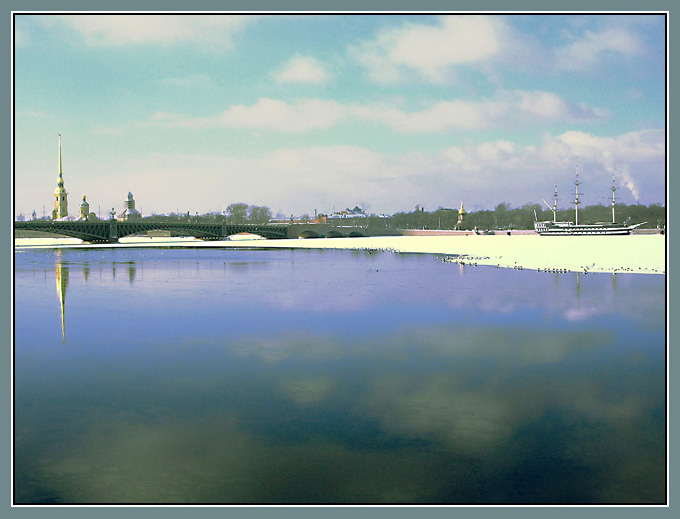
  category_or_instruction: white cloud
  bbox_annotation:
[354,101,487,132]
[444,129,663,173]
[275,55,331,84]
[359,91,604,132]
[556,26,644,71]
[350,15,512,83]
[186,98,346,132]
[551,130,663,200]
[99,129,661,215]
[444,139,537,174]
[150,90,604,134]
[555,130,663,165]
[352,16,650,82]
[58,14,249,47]
[441,129,663,205]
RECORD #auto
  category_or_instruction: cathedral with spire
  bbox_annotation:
[52,134,68,220]
[48,133,143,222]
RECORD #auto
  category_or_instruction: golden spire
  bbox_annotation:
[58,133,64,186]
[53,133,68,219]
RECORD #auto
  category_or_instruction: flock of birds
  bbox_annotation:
[438,255,663,275]
[358,247,664,275]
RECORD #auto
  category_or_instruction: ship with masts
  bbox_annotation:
[534,173,644,235]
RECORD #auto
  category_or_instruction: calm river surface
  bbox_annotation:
[13,247,666,504]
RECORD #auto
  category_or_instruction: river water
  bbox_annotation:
[13,247,666,504]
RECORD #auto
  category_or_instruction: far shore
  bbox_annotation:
[14,233,666,275]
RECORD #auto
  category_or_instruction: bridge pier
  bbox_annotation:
[108,221,118,243]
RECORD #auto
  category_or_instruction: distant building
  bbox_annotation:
[119,192,142,220]
[273,205,389,225]
[327,205,368,220]
[52,134,68,220]
[456,200,466,228]
[79,195,90,220]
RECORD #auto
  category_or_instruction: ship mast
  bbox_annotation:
[574,172,580,226]
[611,174,617,224]
[541,182,559,222]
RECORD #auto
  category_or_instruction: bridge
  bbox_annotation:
[15,220,289,243]
[14,220,401,243]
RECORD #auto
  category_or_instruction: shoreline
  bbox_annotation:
[14,234,666,275]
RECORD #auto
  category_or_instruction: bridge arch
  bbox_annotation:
[116,223,224,241]
[324,230,345,238]
[298,230,322,239]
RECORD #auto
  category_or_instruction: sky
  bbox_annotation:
[13,13,667,218]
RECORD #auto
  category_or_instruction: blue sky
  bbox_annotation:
[13,13,666,218]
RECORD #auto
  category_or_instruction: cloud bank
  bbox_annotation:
[150,91,605,133]
[80,128,662,216]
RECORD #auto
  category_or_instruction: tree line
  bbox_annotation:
[135,201,665,231]
[142,204,273,225]
[388,202,665,231]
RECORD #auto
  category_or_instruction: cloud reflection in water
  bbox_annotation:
[13,248,665,504]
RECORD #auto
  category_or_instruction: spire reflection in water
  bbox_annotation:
[51,255,138,342]
[54,252,68,343]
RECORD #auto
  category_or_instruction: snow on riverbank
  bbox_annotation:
[14,234,665,274]
[215,234,665,274]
